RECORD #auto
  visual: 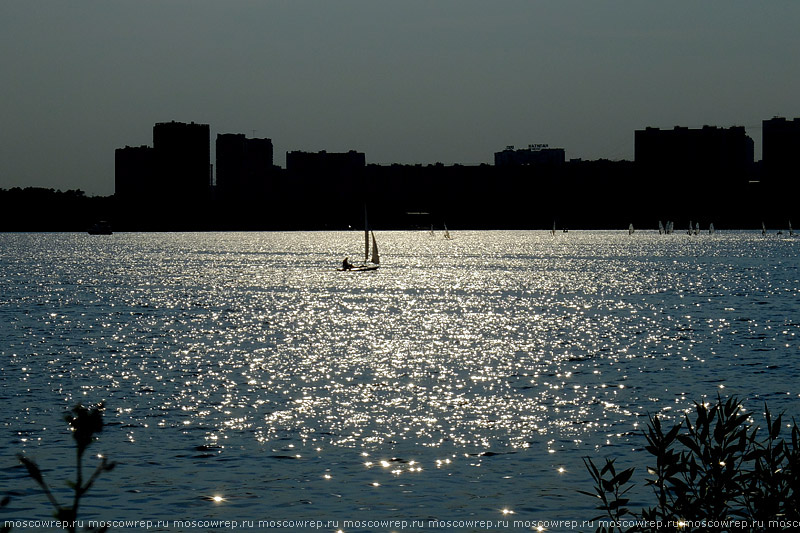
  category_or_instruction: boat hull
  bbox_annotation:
[337,265,379,272]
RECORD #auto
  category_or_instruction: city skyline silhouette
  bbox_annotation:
[1,115,798,232]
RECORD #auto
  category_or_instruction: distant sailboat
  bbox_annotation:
[666,221,674,234]
[429,225,435,237]
[339,208,380,272]
[444,223,452,240]
[709,223,715,235]
[695,222,700,235]
[687,221,693,235]
[551,221,556,236]
[790,220,794,237]
[628,223,634,235]
[658,221,665,235]
[762,221,767,237]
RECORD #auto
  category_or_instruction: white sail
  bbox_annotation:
[628,223,634,235]
[709,223,715,235]
[790,220,793,236]
[552,221,556,236]
[370,231,380,265]
[695,222,699,235]
[762,221,767,236]
[658,221,664,234]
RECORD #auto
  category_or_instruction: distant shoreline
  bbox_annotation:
[0,227,791,234]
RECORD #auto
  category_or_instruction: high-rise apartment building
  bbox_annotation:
[152,121,211,202]
[762,117,800,187]
[634,125,754,186]
[115,145,155,203]
[216,133,274,200]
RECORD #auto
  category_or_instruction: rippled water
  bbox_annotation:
[2,231,799,531]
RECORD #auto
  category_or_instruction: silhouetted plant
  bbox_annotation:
[17,403,116,533]
[582,396,800,532]
[578,458,635,533]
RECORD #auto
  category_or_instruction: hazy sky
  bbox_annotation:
[2,1,799,196]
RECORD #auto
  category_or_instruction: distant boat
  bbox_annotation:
[429,225,435,237]
[339,208,380,272]
[709,223,715,235]
[666,221,674,234]
[762,221,767,237]
[695,222,700,235]
[88,221,112,235]
[444,223,452,240]
[551,221,556,236]
[658,221,665,235]
[687,221,693,235]
[790,220,794,237]
[628,223,634,235]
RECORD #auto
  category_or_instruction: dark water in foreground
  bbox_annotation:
[1,230,799,532]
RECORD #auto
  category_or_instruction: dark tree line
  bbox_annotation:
[0,188,114,232]
[1,159,791,232]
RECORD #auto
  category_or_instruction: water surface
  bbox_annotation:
[2,231,799,531]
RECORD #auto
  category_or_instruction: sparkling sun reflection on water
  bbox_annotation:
[1,230,799,530]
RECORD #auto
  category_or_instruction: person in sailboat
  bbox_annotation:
[342,257,354,270]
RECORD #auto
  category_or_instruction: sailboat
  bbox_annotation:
[443,223,452,240]
[658,221,665,235]
[790,220,794,237]
[551,221,557,236]
[339,209,380,272]
[709,223,715,235]
[762,221,767,237]
[628,223,634,235]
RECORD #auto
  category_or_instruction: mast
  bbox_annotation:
[364,206,370,263]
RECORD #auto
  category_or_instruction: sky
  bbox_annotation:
[2,1,800,196]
